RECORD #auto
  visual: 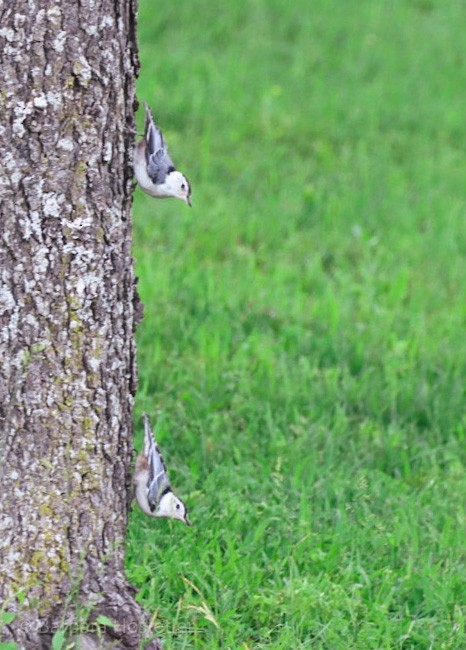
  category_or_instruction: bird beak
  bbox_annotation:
[184,516,191,526]
[185,196,192,207]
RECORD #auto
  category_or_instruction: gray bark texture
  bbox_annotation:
[0,1,160,648]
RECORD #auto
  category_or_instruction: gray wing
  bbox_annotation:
[143,414,171,510]
[143,101,175,185]
[147,149,176,186]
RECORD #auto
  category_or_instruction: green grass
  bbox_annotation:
[126,1,466,647]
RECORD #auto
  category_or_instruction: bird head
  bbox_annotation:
[156,490,191,525]
[165,170,192,206]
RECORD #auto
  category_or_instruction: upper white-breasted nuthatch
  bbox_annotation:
[134,413,191,526]
[134,101,192,206]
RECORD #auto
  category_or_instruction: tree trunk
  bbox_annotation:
[0,1,159,648]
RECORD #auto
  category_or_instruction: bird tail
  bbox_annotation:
[142,412,156,460]
[143,101,165,156]
[142,413,170,482]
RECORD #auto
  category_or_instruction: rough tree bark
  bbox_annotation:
[0,1,160,648]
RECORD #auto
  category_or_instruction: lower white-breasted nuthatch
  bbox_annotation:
[134,413,190,526]
[134,101,192,206]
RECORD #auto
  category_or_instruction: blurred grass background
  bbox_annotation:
[126,1,466,648]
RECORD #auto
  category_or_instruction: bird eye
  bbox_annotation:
[176,504,180,510]
[181,183,186,190]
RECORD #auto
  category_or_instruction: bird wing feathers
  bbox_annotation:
[143,413,171,510]
[143,101,175,185]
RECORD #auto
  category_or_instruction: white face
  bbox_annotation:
[166,171,191,206]
[156,491,190,525]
